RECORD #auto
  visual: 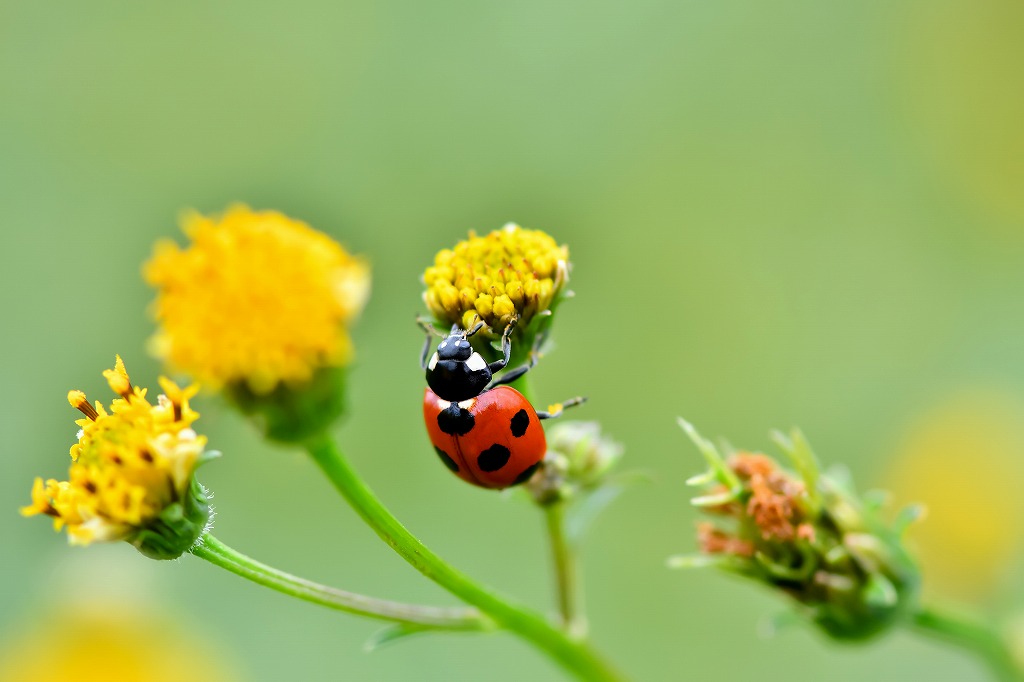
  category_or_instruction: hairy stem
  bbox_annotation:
[191,534,490,630]
[912,605,1022,682]
[304,434,626,682]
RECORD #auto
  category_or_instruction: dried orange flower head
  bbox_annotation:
[674,420,922,642]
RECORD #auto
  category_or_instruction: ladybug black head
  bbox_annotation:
[425,323,492,402]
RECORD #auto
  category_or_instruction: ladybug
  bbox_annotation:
[419,317,584,489]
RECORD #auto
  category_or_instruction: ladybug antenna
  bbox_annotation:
[416,316,446,338]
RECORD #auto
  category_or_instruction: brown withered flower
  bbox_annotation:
[671,419,922,642]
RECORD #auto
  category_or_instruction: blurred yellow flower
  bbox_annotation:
[423,223,568,337]
[144,204,370,394]
[0,607,236,682]
[885,390,1024,600]
[21,357,207,549]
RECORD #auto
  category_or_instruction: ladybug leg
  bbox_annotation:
[486,350,538,389]
[485,316,522,377]
[417,317,445,369]
[536,396,587,420]
[420,333,433,369]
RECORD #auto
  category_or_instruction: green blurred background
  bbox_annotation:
[3,0,1024,680]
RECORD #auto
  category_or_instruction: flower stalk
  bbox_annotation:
[517,376,604,638]
[544,501,585,637]
[191,534,491,632]
[911,606,1023,682]
[303,432,625,682]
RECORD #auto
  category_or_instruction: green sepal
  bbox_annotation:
[225,364,347,444]
[130,478,211,560]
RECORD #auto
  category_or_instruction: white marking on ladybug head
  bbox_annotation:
[466,352,487,372]
[458,398,476,410]
[428,352,439,370]
[439,339,448,349]
[437,398,451,409]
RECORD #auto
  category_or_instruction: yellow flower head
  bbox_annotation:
[22,357,208,550]
[423,223,569,338]
[144,204,370,394]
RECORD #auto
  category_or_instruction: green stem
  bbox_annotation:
[544,501,585,636]
[912,605,1022,682]
[191,534,490,631]
[304,434,626,682]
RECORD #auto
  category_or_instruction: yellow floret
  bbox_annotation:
[423,223,568,336]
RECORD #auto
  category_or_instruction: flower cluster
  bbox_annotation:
[145,204,370,395]
[145,205,370,441]
[673,420,921,641]
[423,224,568,360]
[22,357,212,558]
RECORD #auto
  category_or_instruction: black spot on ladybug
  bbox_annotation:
[477,444,511,472]
[433,446,459,472]
[437,402,475,436]
[511,462,541,486]
[510,409,530,438]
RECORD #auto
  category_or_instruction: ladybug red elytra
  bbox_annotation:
[419,318,583,489]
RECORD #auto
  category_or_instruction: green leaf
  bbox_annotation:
[364,624,430,652]
[566,485,620,542]
[565,471,650,541]
[773,429,822,513]
[685,471,717,487]
[678,418,740,490]
[691,490,740,508]
[666,554,727,569]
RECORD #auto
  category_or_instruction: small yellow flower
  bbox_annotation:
[423,223,569,337]
[22,357,209,554]
[144,204,370,394]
